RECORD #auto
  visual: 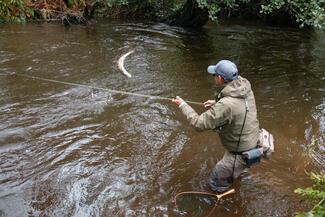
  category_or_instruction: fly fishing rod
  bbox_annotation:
[6,73,203,106]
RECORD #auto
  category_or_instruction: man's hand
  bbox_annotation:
[203,100,216,108]
[172,96,185,106]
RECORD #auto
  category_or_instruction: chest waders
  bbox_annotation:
[231,98,249,183]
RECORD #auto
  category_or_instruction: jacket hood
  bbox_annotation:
[220,76,252,98]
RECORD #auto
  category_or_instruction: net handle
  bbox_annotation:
[206,189,236,217]
[216,188,235,200]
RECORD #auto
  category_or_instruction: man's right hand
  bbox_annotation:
[172,96,185,106]
[203,100,216,108]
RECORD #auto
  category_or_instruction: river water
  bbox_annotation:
[0,21,324,217]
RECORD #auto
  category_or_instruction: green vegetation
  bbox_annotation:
[306,137,321,156]
[0,0,324,28]
[196,0,324,28]
[260,0,324,28]
[0,0,86,23]
[295,172,325,217]
[0,0,29,22]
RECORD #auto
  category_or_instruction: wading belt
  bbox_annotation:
[230,146,258,155]
[231,98,249,182]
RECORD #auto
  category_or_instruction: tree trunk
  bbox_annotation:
[166,0,209,28]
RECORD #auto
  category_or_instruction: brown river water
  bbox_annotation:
[0,21,324,217]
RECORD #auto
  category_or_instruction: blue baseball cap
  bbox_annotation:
[207,60,238,82]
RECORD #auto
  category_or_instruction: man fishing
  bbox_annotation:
[172,60,260,192]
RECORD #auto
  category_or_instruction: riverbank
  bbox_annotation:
[0,0,165,25]
[0,0,94,25]
[1,1,324,28]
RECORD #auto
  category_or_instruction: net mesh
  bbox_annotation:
[173,189,235,217]
[174,193,217,216]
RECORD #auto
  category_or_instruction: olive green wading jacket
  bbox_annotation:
[179,76,259,152]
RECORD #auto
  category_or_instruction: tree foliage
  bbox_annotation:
[0,0,324,28]
[260,0,325,28]
[196,0,324,28]
[95,0,128,8]
[0,0,126,22]
[196,0,250,20]
[0,0,29,22]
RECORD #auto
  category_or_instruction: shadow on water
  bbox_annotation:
[0,21,324,217]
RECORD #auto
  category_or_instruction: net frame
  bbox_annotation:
[173,189,235,217]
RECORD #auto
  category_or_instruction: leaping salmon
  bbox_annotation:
[117,50,134,78]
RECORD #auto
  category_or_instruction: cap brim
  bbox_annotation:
[207,65,217,75]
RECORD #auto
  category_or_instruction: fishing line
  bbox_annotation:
[6,73,203,106]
